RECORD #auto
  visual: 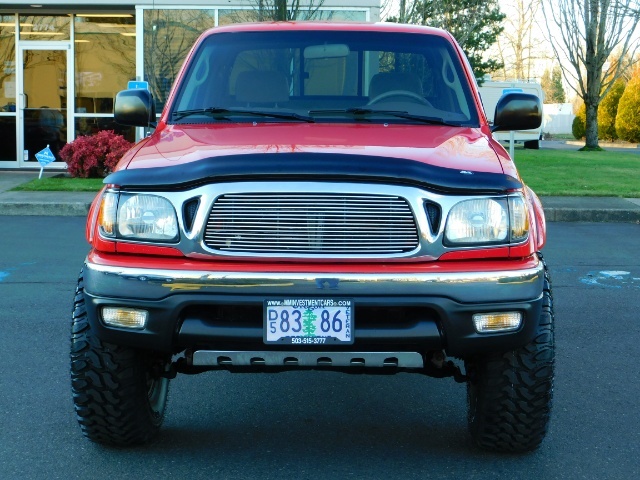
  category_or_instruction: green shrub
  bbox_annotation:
[59,130,133,178]
[616,70,640,143]
[572,103,586,140]
[598,79,625,141]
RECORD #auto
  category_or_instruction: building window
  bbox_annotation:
[19,15,70,41]
[310,10,367,21]
[218,8,367,24]
[218,9,254,25]
[74,14,136,141]
[143,9,216,113]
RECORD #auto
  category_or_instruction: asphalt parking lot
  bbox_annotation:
[0,217,638,479]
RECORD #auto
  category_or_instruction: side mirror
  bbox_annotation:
[492,92,541,132]
[114,89,156,127]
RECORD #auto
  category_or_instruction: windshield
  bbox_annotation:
[170,29,479,126]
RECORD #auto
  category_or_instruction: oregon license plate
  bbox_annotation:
[264,299,353,345]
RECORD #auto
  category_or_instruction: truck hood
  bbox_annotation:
[122,123,504,174]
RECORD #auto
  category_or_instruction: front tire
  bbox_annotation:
[464,257,554,452]
[70,272,170,446]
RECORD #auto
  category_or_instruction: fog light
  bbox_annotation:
[473,312,522,333]
[102,307,148,329]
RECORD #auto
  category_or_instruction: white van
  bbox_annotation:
[478,80,544,149]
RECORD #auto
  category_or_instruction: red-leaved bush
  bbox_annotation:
[60,130,133,178]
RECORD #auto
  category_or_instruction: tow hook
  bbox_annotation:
[151,359,178,379]
[425,351,467,383]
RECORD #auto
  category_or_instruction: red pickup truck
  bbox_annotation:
[71,21,553,453]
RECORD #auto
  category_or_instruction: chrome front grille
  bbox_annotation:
[204,193,419,255]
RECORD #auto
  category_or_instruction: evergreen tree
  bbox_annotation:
[540,68,553,102]
[572,103,586,140]
[615,69,640,143]
[598,79,625,141]
[550,65,566,103]
[541,65,566,103]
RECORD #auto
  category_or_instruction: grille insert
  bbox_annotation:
[204,193,419,255]
[183,197,200,232]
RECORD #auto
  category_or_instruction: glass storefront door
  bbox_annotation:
[17,43,71,167]
[0,16,17,165]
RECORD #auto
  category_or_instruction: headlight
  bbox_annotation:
[98,192,179,243]
[444,196,528,246]
[509,195,530,243]
[98,192,118,238]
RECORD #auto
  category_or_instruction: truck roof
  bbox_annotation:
[202,21,453,38]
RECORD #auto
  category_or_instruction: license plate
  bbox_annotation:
[264,299,353,345]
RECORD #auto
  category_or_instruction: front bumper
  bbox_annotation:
[82,255,544,358]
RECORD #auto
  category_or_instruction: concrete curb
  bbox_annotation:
[0,201,91,216]
[0,189,95,217]
[540,196,640,224]
[543,207,640,223]
[565,140,640,149]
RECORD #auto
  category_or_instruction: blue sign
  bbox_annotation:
[35,146,56,167]
[502,88,523,95]
[128,81,149,90]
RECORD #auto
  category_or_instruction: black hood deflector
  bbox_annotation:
[105,152,521,194]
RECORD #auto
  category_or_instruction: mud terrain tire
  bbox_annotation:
[465,257,554,452]
[70,272,170,446]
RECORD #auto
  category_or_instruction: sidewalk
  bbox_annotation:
[1,170,640,222]
[0,171,96,217]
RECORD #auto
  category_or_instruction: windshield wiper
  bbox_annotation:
[308,107,458,126]
[172,107,314,123]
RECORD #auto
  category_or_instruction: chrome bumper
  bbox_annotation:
[83,260,544,304]
[82,258,545,357]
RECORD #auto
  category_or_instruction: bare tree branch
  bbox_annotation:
[495,0,549,81]
[542,0,640,148]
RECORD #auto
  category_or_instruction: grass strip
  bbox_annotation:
[11,177,104,192]
[513,148,640,197]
